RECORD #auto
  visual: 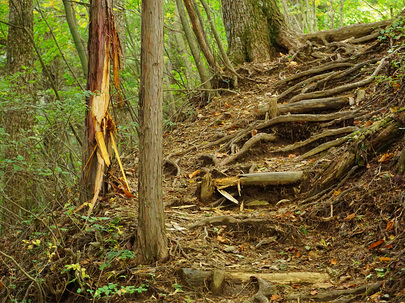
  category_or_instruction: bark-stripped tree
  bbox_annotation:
[221,0,302,63]
[80,0,125,212]
[136,0,169,263]
[3,0,34,226]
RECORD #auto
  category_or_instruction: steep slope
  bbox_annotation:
[1,20,405,303]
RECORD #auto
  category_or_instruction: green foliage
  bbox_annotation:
[89,283,148,299]
[99,248,136,270]
[378,18,405,42]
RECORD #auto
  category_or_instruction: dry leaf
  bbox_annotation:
[310,290,318,295]
[380,257,390,262]
[344,213,355,221]
[288,154,296,159]
[333,189,341,196]
[378,153,393,163]
[363,120,372,127]
[271,294,280,301]
[330,259,337,265]
[216,235,227,243]
[368,239,384,249]
[123,188,135,198]
[386,220,394,231]
[251,129,258,136]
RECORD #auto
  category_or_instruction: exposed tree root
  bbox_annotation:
[287,281,383,302]
[220,133,276,166]
[290,57,387,102]
[271,126,357,154]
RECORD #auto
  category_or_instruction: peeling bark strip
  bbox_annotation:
[81,0,123,205]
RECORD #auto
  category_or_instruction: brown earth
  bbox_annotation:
[1,22,405,303]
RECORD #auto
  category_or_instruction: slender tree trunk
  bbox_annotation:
[339,0,344,27]
[3,0,35,227]
[329,0,335,29]
[136,0,169,264]
[175,0,212,90]
[183,0,217,70]
[199,0,236,80]
[312,0,318,32]
[63,0,88,77]
[173,5,194,88]
[114,0,126,67]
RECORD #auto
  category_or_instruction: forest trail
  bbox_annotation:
[1,22,405,303]
[152,31,405,302]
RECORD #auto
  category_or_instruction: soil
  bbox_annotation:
[1,24,405,303]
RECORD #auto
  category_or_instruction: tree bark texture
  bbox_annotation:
[221,0,300,63]
[63,0,88,77]
[136,0,169,263]
[81,0,121,203]
[3,0,35,226]
[175,0,212,90]
[183,0,217,70]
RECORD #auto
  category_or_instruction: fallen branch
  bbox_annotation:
[188,215,282,230]
[179,268,330,289]
[215,171,304,189]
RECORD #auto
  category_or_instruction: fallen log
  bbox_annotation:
[304,20,391,44]
[215,171,304,189]
[179,268,330,289]
[255,97,350,117]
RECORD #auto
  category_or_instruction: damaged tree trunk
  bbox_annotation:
[80,0,122,209]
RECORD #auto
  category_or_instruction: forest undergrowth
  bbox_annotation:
[1,19,405,303]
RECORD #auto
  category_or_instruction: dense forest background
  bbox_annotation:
[0,0,401,230]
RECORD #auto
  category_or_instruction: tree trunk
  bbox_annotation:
[175,0,212,90]
[80,0,121,204]
[183,0,217,70]
[173,4,195,88]
[63,0,88,77]
[221,0,301,64]
[136,0,169,264]
[3,0,35,227]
